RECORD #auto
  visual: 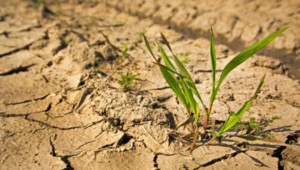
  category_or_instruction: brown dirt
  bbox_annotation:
[0,0,299,169]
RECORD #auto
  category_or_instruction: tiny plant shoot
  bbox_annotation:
[118,71,138,91]
[102,33,128,61]
[143,26,288,150]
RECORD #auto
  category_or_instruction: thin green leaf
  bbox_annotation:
[121,44,128,60]
[219,111,235,133]
[157,43,176,71]
[210,28,217,103]
[101,33,121,53]
[173,54,206,111]
[153,61,199,117]
[217,75,265,137]
[217,101,252,136]
[179,77,198,116]
[159,33,191,79]
[212,26,288,101]
[142,33,158,62]
[252,74,265,99]
[175,115,195,129]
[159,66,187,106]
[156,44,199,116]
[160,34,206,111]
[153,62,184,77]
[160,33,173,52]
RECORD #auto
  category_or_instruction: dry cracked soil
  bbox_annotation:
[0,0,300,170]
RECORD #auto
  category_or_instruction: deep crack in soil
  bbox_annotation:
[50,136,75,170]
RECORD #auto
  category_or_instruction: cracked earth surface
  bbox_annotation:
[0,0,299,169]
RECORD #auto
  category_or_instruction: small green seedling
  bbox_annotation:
[121,44,128,61]
[102,33,122,54]
[231,117,261,131]
[102,33,128,61]
[93,60,101,75]
[248,117,260,131]
[272,115,281,120]
[118,72,138,91]
[60,38,68,48]
[143,27,287,149]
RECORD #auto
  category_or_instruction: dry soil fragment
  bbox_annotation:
[0,73,58,104]
[0,130,66,170]
[192,145,238,165]
[69,147,154,170]
[281,146,300,169]
[0,51,41,75]
[51,128,124,156]
[204,150,278,170]
[0,30,45,57]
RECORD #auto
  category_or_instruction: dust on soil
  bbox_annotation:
[0,0,299,169]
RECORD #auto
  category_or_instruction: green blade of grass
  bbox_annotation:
[156,46,197,116]
[210,28,217,103]
[217,75,265,137]
[157,43,176,71]
[153,60,200,116]
[160,33,206,112]
[157,41,199,114]
[173,54,206,112]
[217,101,251,136]
[253,74,265,99]
[178,77,199,116]
[159,66,187,106]
[153,62,187,78]
[121,44,128,60]
[159,33,191,79]
[156,44,198,116]
[143,34,187,109]
[101,33,121,53]
[142,33,158,62]
[211,26,288,102]
[160,33,173,52]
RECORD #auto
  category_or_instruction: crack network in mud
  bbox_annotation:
[1,0,299,169]
[0,64,36,76]
[50,136,74,170]
[104,1,300,79]
[272,146,286,170]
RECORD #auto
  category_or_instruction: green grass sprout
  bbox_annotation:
[101,33,122,54]
[118,71,138,91]
[121,44,128,60]
[248,117,260,130]
[216,74,265,138]
[93,60,102,75]
[143,26,287,149]
[102,33,129,62]
[272,115,281,120]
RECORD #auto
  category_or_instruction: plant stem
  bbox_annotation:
[190,124,199,152]
[205,120,217,145]
[207,102,213,117]
[205,134,217,145]
[203,101,213,129]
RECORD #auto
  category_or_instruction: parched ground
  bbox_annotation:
[0,0,299,169]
